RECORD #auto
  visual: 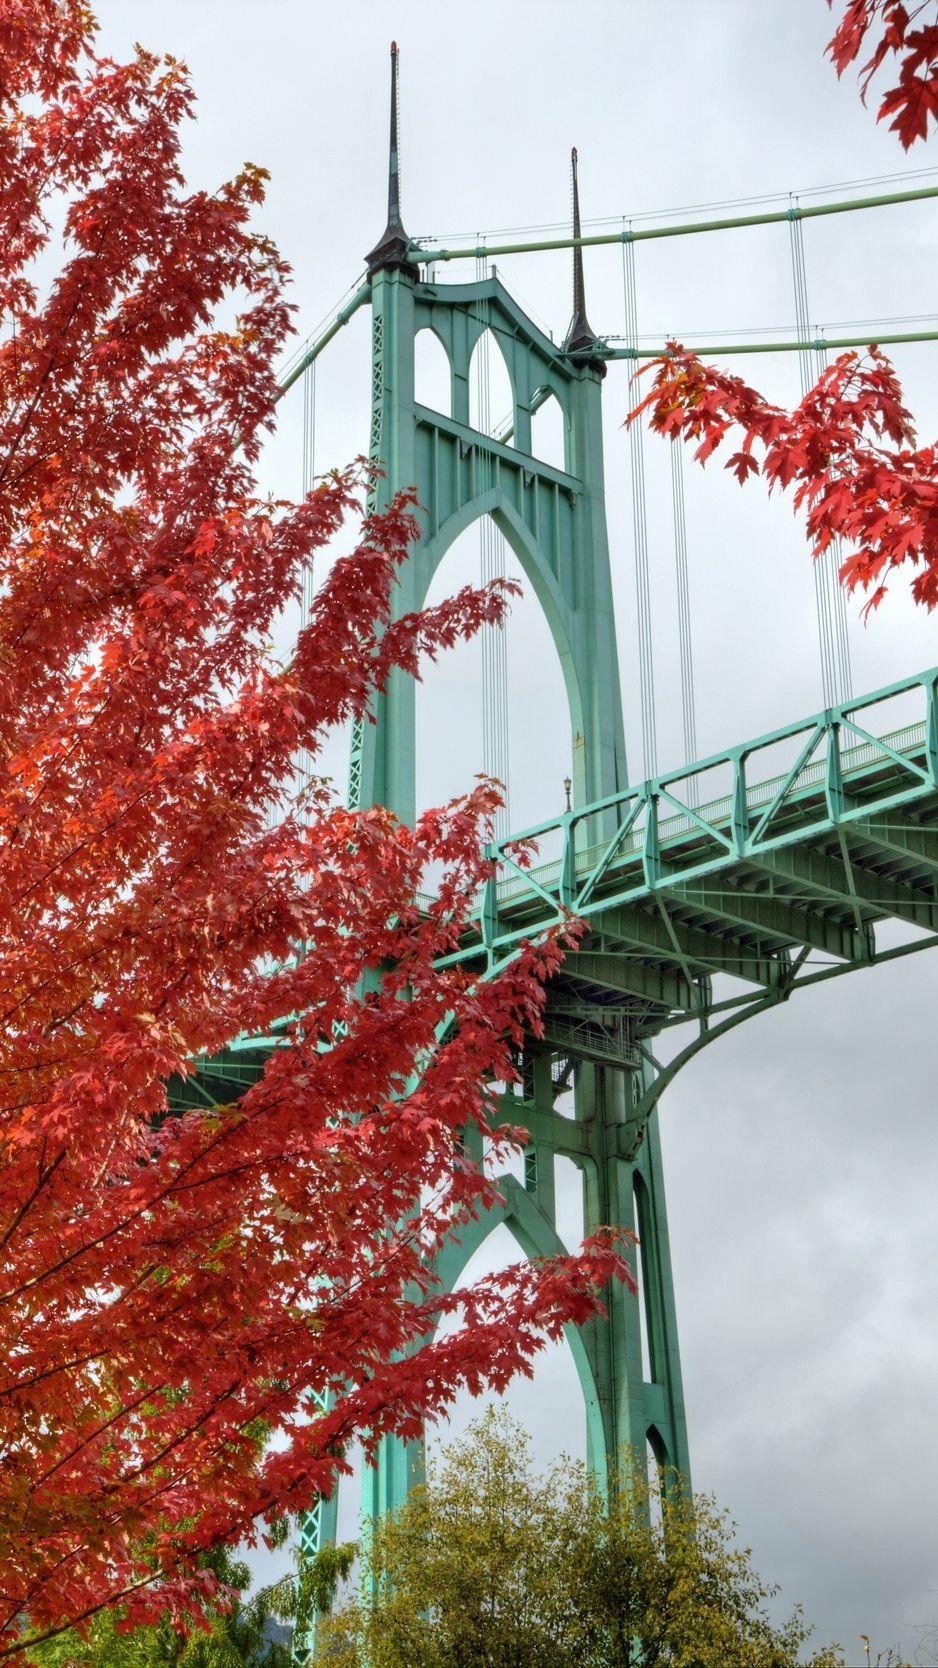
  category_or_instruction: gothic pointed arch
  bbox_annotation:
[433,1175,610,1495]
[468,324,516,442]
[529,387,569,472]
[414,325,453,417]
[419,491,586,752]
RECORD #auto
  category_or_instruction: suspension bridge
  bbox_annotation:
[174,43,938,1655]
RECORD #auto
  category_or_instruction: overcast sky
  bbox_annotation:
[92,2,938,1659]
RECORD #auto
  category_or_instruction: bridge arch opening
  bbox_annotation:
[529,387,568,472]
[415,517,574,833]
[414,326,452,418]
[633,1178,654,1386]
[469,326,515,443]
[646,1430,665,1527]
[428,1213,603,1483]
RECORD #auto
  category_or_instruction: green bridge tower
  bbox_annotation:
[347,41,690,1530]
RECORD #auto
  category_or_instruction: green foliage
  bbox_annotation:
[29,1548,292,1668]
[314,1408,846,1668]
[264,1540,356,1651]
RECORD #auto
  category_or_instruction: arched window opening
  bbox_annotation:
[415,521,574,835]
[529,387,568,472]
[646,1432,665,1530]
[429,1223,588,1469]
[469,327,515,443]
[483,1130,525,1187]
[554,1155,585,1251]
[414,327,452,418]
[633,1187,654,1386]
[552,1064,577,1121]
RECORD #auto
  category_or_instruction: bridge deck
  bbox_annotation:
[456,667,938,1067]
[174,668,938,1109]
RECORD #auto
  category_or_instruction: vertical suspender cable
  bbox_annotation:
[815,334,854,702]
[671,439,698,780]
[789,208,852,708]
[299,359,317,812]
[621,227,658,779]
[291,358,322,1664]
[475,255,511,842]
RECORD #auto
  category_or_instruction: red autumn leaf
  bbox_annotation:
[727,450,762,485]
[827,1,938,147]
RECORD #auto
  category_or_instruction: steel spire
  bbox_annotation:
[563,148,604,371]
[366,42,420,278]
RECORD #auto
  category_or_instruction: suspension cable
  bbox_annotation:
[475,257,511,842]
[621,226,658,780]
[416,165,938,247]
[670,438,698,783]
[815,337,854,703]
[789,208,852,708]
[298,357,317,810]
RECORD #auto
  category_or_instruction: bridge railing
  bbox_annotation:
[467,667,938,965]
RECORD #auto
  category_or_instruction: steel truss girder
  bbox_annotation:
[540,1004,642,1069]
[751,840,938,933]
[469,670,938,985]
[669,877,862,960]
[599,902,783,988]
[849,814,938,876]
[563,949,697,1012]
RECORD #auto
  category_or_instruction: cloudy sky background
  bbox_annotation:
[94,2,938,1658]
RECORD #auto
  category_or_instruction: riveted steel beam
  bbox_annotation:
[600,904,782,987]
[563,950,696,1011]
[670,879,861,959]
[753,841,938,933]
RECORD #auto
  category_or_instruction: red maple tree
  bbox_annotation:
[0,3,629,1653]
[628,2,938,615]
[827,0,938,149]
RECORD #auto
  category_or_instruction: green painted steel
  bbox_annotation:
[342,94,690,1548]
[410,182,938,265]
[348,268,629,822]
[603,329,938,359]
[452,666,938,1141]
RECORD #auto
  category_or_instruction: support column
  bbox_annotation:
[577,1062,690,1497]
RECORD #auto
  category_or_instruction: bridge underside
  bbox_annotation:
[445,669,938,1143]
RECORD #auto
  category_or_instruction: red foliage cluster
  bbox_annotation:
[631,344,938,612]
[827,0,938,148]
[0,3,629,1652]
[630,345,938,613]
[626,10,938,611]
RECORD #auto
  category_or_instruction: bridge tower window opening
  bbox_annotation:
[529,386,568,473]
[414,325,452,418]
[415,522,574,836]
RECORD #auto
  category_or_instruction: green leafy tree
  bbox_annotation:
[313,1409,850,1668]
[29,1549,291,1668]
